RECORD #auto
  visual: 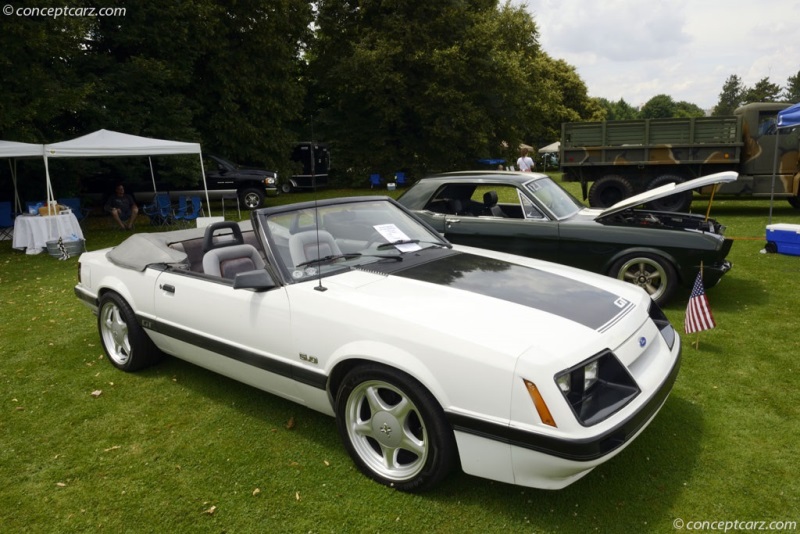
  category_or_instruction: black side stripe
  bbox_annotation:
[139,316,327,390]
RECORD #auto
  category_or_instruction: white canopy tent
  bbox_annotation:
[538,141,560,154]
[0,140,45,214]
[43,129,210,215]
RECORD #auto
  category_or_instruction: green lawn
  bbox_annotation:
[1,184,798,533]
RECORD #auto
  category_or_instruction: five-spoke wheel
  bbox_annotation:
[335,364,456,492]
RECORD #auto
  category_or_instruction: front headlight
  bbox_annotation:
[264,176,276,186]
[555,351,640,426]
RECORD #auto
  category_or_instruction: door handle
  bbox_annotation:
[447,218,461,226]
[160,284,175,294]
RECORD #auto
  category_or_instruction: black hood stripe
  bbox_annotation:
[393,252,634,331]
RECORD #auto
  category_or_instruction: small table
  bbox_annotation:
[12,213,85,255]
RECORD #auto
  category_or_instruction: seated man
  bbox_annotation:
[105,184,139,230]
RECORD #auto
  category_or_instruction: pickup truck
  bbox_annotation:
[200,155,278,209]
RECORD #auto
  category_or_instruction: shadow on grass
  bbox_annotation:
[129,353,703,531]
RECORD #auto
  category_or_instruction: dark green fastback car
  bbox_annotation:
[397,171,736,305]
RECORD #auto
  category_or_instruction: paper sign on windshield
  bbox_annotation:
[373,224,422,252]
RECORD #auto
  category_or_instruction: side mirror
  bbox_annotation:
[233,269,276,291]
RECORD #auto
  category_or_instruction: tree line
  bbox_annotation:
[1,0,798,195]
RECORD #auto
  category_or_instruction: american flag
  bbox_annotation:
[685,271,716,334]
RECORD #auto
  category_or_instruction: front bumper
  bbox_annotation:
[702,260,732,288]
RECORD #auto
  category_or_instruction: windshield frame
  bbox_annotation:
[523,176,584,220]
[256,197,450,284]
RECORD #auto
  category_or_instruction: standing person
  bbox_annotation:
[517,147,535,172]
[105,183,139,230]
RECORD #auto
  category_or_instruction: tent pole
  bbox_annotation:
[768,128,780,225]
[198,151,211,217]
[10,160,22,214]
[149,156,158,197]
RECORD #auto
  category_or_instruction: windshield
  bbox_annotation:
[263,199,449,281]
[524,177,583,219]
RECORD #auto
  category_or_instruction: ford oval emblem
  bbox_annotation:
[639,337,647,348]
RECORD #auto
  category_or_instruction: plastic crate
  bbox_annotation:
[766,224,800,256]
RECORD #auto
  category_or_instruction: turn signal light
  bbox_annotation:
[523,379,557,427]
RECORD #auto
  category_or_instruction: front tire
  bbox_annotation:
[335,364,456,492]
[280,181,294,194]
[98,292,163,372]
[610,253,677,306]
[240,188,264,209]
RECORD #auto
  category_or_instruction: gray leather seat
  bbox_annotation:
[202,244,265,279]
[289,230,342,266]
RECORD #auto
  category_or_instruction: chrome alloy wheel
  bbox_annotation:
[617,257,667,301]
[99,300,131,367]
[343,379,428,482]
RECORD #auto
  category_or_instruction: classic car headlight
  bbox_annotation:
[555,351,640,427]
[264,176,276,186]
[649,300,676,349]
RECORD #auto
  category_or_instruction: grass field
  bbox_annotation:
[1,182,799,533]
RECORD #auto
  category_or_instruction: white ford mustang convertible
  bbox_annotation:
[75,196,681,492]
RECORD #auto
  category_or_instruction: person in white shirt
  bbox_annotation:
[517,147,534,172]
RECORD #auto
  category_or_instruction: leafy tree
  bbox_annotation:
[741,77,782,104]
[308,0,551,182]
[640,94,676,119]
[712,75,744,116]
[782,70,800,102]
[674,101,706,118]
[596,98,639,120]
[0,8,92,141]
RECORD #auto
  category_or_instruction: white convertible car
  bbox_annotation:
[75,196,681,492]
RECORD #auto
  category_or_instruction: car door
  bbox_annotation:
[151,270,303,403]
[442,186,561,262]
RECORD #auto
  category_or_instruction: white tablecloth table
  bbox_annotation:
[12,213,84,255]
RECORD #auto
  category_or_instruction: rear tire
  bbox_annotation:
[645,175,693,212]
[280,182,294,194]
[588,175,634,208]
[609,253,678,306]
[788,195,800,209]
[335,364,456,492]
[98,292,163,372]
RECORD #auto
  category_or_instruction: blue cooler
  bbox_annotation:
[766,223,800,256]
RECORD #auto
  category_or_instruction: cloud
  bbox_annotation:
[521,0,800,109]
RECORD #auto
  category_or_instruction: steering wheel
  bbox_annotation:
[202,221,245,253]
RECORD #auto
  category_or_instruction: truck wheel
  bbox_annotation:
[788,196,800,209]
[645,175,693,212]
[98,292,163,372]
[280,182,294,194]
[588,175,634,208]
[240,188,264,209]
[609,253,677,306]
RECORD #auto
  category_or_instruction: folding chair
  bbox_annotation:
[58,197,91,223]
[395,172,407,186]
[143,193,174,226]
[0,201,14,240]
[369,174,381,188]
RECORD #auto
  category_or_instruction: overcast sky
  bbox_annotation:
[521,0,799,110]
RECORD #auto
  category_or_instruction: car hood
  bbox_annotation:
[595,171,738,219]
[317,248,650,360]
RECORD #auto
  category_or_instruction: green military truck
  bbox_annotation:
[560,102,800,211]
